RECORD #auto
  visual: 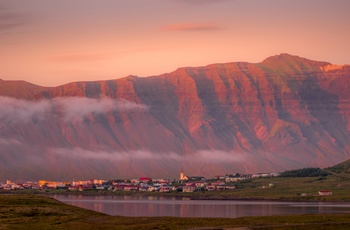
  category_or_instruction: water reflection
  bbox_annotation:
[52,195,350,218]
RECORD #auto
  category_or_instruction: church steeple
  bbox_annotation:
[180,169,188,181]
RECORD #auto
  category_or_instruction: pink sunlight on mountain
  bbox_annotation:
[0,0,349,86]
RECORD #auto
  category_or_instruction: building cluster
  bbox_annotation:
[0,171,284,193]
[0,180,41,190]
[0,171,335,196]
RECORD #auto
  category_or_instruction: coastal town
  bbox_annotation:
[0,171,281,193]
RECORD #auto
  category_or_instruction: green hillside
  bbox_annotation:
[326,159,350,174]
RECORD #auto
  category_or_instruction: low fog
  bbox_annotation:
[0,96,148,123]
[52,147,245,163]
[0,96,283,180]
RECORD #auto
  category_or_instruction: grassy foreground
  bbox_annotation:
[1,195,350,229]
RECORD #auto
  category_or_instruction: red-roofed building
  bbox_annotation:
[318,190,332,196]
[140,177,151,183]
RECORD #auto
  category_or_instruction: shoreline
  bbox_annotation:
[2,186,349,203]
[2,194,350,229]
[6,190,346,203]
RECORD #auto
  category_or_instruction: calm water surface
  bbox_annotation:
[52,195,350,218]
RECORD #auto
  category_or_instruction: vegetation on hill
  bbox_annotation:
[279,167,329,177]
[326,159,350,173]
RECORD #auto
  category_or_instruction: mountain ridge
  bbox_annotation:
[1,53,350,180]
[2,53,345,90]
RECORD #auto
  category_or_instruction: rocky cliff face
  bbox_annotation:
[1,54,350,180]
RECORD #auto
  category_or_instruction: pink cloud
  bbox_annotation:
[162,23,225,32]
[0,6,31,32]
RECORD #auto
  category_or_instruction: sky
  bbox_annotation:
[0,0,349,87]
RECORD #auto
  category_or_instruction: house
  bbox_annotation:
[195,181,207,188]
[113,185,125,191]
[172,186,182,192]
[31,185,41,190]
[152,179,170,184]
[182,185,196,192]
[148,186,160,192]
[124,185,139,191]
[72,180,91,186]
[56,183,67,189]
[96,186,105,190]
[139,186,149,192]
[68,186,79,191]
[207,184,216,191]
[93,179,106,185]
[252,173,270,178]
[212,181,225,186]
[3,184,12,190]
[269,172,281,177]
[252,173,280,178]
[214,175,226,180]
[216,185,226,190]
[225,185,236,190]
[78,184,93,191]
[131,179,140,184]
[225,177,245,183]
[159,186,171,193]
[318,190,332,196]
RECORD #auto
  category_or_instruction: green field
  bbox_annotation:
[213,175,350,201]
[249,166,350,200]
[1,194,350,230]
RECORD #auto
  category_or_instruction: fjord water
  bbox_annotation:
[53,195,350,218]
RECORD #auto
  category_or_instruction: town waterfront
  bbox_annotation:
[52,195,350,218]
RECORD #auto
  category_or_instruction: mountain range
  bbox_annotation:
[1,53,350,180]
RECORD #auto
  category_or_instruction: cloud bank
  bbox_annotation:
[0,96,148,123]
[55,97,148,121]
[0,6,32,32]
[0,96,51,123]
[51,147,244,163]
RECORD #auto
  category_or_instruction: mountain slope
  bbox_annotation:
[1,54,350,180]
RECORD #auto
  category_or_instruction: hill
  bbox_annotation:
[326,159,350,174]
[1,54,350,180]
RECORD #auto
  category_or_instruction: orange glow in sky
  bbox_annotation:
[1,0,349,86]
